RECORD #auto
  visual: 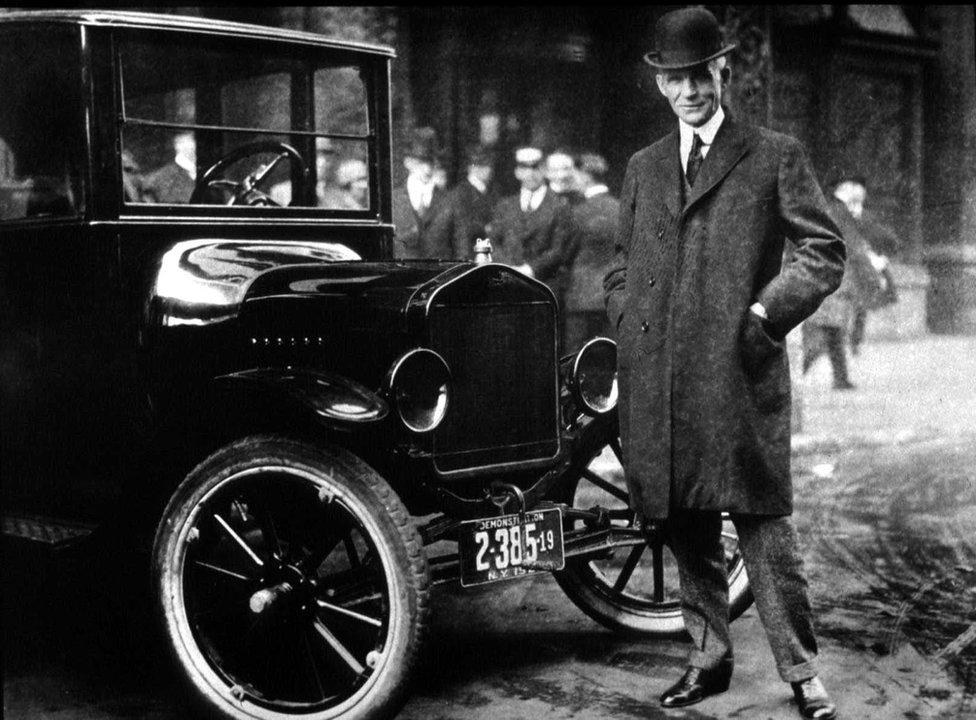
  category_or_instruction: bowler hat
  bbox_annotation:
[643,7,736,70]
[405,126,440,162]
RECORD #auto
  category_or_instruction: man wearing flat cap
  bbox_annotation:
[604,7,845,718]
[490,145,575,342]
[392,126,452,259]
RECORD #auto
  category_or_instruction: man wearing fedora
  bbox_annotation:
[392,126,452,259]
[604,7,845,719]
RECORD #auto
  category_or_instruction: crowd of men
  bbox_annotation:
[391,126,619,352]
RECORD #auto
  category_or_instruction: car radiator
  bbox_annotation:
[428,299,559,475]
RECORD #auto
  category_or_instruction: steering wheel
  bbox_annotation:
[189,141,308,206]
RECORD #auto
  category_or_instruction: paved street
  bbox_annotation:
[4,335,975,719]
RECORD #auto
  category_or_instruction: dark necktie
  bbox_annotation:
[686,133,704,187]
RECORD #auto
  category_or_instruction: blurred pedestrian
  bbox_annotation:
[563,152,618,351]
[832,176,899,355]
[392,126,451,259]
[319,157,368,210]
[802,188,880,389]
[489,145,574,339]
[440,144,495,260]
[605,8,844,718]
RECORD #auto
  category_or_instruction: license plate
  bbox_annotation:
[458,507,564,587]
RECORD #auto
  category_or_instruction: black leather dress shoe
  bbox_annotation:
[659,658,733,708]
[791,677,837,719]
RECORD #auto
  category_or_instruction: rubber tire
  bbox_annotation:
[153,435,429,720]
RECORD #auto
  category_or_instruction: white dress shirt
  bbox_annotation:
[407,173,435,213]
[679,105,725,173]
[467,174,488,194]
[520,185,547,213]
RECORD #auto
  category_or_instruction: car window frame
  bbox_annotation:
[0,23,89,228]
[113,27,385,222]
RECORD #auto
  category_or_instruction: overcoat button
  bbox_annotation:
[648,277,656,287]
[641,321,649,332]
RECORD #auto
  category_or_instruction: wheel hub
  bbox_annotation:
[249,562,316,614]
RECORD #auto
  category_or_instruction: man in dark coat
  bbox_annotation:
[392,127,452,259]
[604,8,845,718]
[439,144,495,260]
[564,152,618,352]
[489,146,575,331]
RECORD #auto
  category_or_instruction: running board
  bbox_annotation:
[2,513,97,546]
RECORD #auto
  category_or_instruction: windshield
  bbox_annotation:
[118,32,374,212]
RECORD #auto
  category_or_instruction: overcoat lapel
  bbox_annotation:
[684,118,750,214]
[659,131,682,218]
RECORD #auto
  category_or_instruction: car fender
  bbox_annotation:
[214,367,389,431]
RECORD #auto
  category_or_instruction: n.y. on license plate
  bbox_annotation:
[458,507,564,587]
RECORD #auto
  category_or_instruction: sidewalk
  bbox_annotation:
[792,334,976,453]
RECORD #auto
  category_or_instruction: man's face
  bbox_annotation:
[515,163,545,191]
[404,156,434,184]
[835,181,866,219]
[656,61,727,127]
[350,178,369,206]
[545,153,577,194]
[468,162,493,187]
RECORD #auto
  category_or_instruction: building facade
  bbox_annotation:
[28,5,976,333]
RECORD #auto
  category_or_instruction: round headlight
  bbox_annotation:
[571,337,618,416]
[386,348,451,433]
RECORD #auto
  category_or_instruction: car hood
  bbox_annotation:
[151,239,458,326]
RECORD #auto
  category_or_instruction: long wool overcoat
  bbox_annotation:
[604,117,846,519]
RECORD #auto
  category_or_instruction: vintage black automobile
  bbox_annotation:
[0,11,751,720]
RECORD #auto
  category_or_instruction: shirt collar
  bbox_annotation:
[679,105,725,154]
[520,184,547,210]
[584,184,609,199]
[467,174,487,194]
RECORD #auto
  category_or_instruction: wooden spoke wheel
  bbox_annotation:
[153,437,428,720]
[554,425,752,638]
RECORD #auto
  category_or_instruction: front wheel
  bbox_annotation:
[153,436,429,720]
[554,424,752,638]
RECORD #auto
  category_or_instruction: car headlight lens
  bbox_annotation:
[386,348,451,432]
[571,337,618,415]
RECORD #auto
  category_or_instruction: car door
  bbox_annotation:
[0,24,125,524]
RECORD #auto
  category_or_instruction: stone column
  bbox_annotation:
[719,5,773,128]
[922,6,976,334]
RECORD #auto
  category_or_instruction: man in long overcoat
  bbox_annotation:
[604,8,845,718]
